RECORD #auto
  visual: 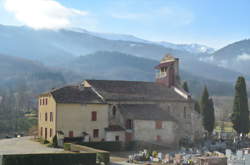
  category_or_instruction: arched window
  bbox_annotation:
[112,106,117,116]
[45,112,48,121]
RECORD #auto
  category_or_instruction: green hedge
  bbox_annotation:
[77,141,123,151]
[64,143,71,151]
[66,143,110,165]
[1,153,96,165]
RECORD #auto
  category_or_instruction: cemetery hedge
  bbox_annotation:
[1,153,96,165]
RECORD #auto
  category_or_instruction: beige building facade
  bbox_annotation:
[38,55,203,146]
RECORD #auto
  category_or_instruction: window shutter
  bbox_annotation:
[92,111,97,121]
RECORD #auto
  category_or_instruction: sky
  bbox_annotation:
[0,0,249,49]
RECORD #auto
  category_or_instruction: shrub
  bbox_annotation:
[96,152,110,165]
[52,135,58,147]
[64,143,71,151]
[1,153,96,165]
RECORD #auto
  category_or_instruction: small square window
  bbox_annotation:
[156,135,161,142]
[155,121,163,129]
[69,131,74,137]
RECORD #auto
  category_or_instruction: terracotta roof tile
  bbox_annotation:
[87,80,186,101]
[50,85,103,104]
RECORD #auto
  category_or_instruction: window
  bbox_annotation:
[93,129,99,138]
[92,111,97,121]
[40,99,42,106]
[184,107,187,119]
[126,119,133,129]
[45,128,48,140]
[50,112,53,122]
[45,98,48,105]
[50,128,52,137]
[45,112,48,121]
[115,136,119,141]
[40,127,43,136]
[156,135,161,142]
[155,121,163,129]
[69,131,74,137]
[42,98,44,105]
[112,106,116,116]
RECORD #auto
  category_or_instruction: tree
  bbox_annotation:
[194,101,201,113]
[182,81,189,93]
[207,98,215,134]
[200,86,215,135]
[52,135,58,147]
[231,76,249,135]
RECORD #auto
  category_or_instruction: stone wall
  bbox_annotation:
[105,131,125,142]
[133,120,177,145]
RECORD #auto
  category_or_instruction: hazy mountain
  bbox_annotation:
[213,39,250,59]
[200,39,250,75]
[71,28,215,54]
[65,51,234,96]
[158,42,215,54]
[71,28,151,44]
[0,54,66,93]
[0,24,246,87]
[0,24,191,64]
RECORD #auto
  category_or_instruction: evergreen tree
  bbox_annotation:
[194,101,201,113]
[207,98,215,134]
[52,135,58,147]
[231,76,249,135]
[182,81,189,93]
[200,86,215,135]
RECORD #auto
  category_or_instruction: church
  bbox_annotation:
[38,54,203,147]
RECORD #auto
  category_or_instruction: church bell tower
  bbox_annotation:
[155,54,180,87]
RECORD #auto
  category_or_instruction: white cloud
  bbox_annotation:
[237,53,250,61]
[4,0,89,29]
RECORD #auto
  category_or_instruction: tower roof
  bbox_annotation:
[160,54,178,63]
